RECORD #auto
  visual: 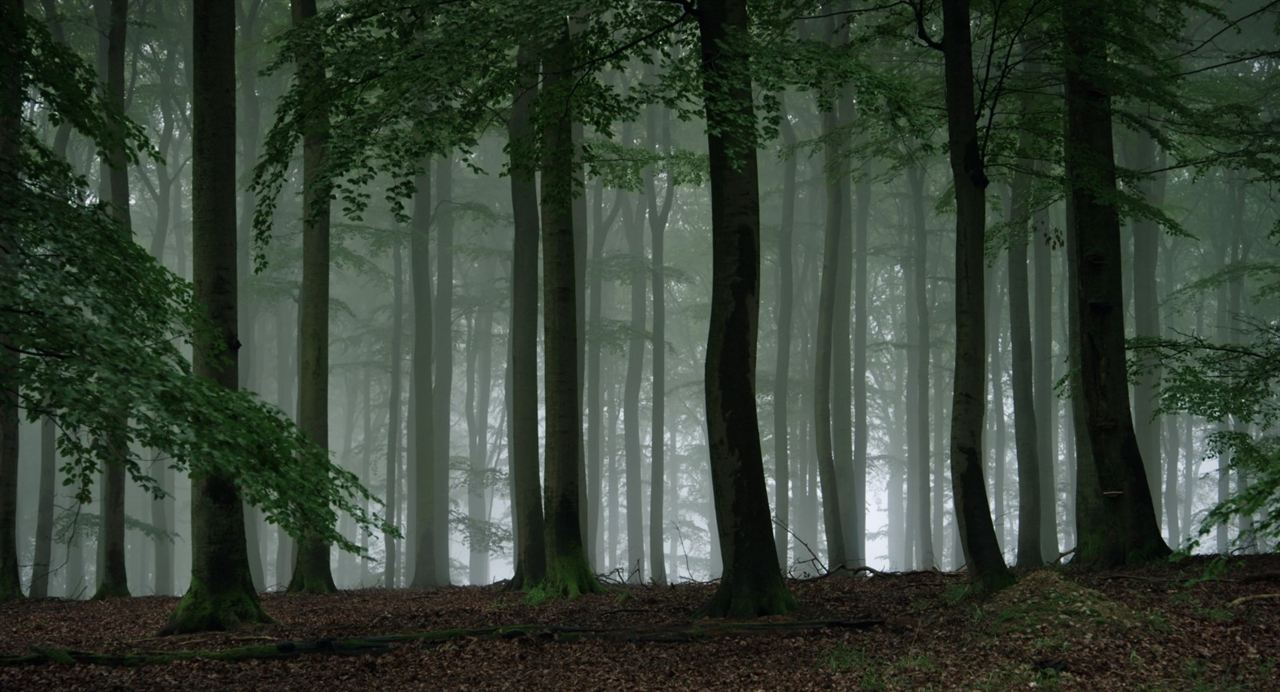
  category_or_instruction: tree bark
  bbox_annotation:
[0,0,23,604]
[1008,165,1043,568]
[697,0,793,616]
[773,108,797,569]
[288,0,337,594]
[851,165,870,568]
[409,168,443,588]
[644,102,675,586]
[1062,0,1170,567]
[385,240,404,587]
[623,194,646,584]
[431,157,454,583]
[905,165,935,570]
[939,0,1012,592]
[537,22,598,598]
[506,42,546,590]
[166,0,270,632]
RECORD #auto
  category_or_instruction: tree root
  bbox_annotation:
[0,619,884,667]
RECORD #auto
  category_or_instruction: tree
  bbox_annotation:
[1062,0,1170,568]
[644,101,675,586]
[92,0,131,601]
[288,0,338,594]
[934,0,1013,592]
[1008,144,1043,568]
[623,188,646,583]
[385,237,404,588]
[772,105,797,570]
[432,157,454,585]
[905,164,934,570]
[506,41,545,591]
[0,0,23,605]
[537,21,598,598]
[165,0,271,633]
[697,0,793,617]
[409,167,442,589]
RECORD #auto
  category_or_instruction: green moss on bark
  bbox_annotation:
[164,575,271,634]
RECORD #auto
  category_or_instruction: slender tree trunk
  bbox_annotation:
[274,300,296,588]
[939,0,1012,592]
[773,109,797,569]
[1032,194,1058,562]
[409,168,443,588]
[1062,0,1170,567]
[385,240,404,587]
[466,262,495,585]
[166,0,270,631]
[1009,166,1043,568]
[905,166,935,570]
[644,103,675,586]
[31,418,56,598]
[852,165,870,568]
[697,0,793,615]
[537,22,598,597]
[287,0,337,594]
[623,197,646,583]
[506,42,546,590]
[431,157,454,583]
[813,99,848,571]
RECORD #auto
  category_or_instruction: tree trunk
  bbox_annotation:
[288,0,337,594]
[939,0,1012,593]
[506,41,546,590]
[813,98,848,571]
[537,22,598,598]
[432,157,454,583]
[1008,165,1043,568]
[1062,0,1170,567]
[91,0,131,601]
[166,0,270,632]
[0,0,22,603]
[852,165,870,568]
[385,240,404,587]
[697,0,792,616]
[274,299,296,588]
[1032,193,1058,562]
[410,168,444,588]
[644,102,675,586]
[623,195,646,583]
[466,261,495,585]
[905,165,935,570]
[773,108,797,569]
[31,418,55,598]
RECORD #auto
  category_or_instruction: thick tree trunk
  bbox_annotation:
[1062,0,1170,567]
[939,0,1012,592]
[507,42,546,590]
[166,0,270,632]
[0,0,22,604]
[538,22,598,598]
[697,0,792,616]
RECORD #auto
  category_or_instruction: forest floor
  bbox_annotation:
[1,554,1277,690]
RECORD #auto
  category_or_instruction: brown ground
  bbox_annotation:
[1,555,1277,690]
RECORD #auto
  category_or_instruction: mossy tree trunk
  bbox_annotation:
[696,0,793,617]
[536,22,599,599]
[1062,0,1170,567]
[288,0,336,594]
[166,0,270,633]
